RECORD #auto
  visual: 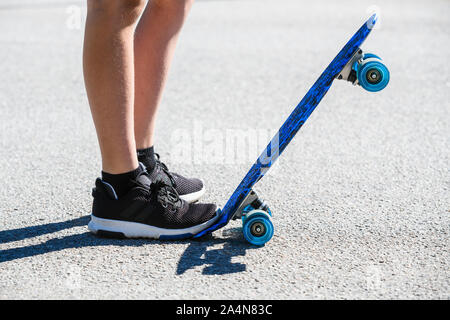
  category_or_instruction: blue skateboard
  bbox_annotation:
[193,14,390,245]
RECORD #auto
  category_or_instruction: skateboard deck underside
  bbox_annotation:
[194,14,378,239]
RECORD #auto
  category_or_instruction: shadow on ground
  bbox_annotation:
[0,216,255,275]
[177,228,251,275]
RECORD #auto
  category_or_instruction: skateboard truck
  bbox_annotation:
[231,190,274,246]
[336,48,364,84]
[336,48,390,92]
[232,189,271,220]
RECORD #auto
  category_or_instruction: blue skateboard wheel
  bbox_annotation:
[242,210,274,246]
[357,59,390,92]
[362,52,382,60]
[242,204,272,217]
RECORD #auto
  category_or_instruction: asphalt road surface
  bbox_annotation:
[0,0,448,299]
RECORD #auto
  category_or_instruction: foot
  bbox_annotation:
[147,154,205,203]
[88,169,218,240]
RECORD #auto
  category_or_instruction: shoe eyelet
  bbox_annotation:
[169,207,177,214]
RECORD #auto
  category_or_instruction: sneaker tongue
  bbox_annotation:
[135,171,151,187]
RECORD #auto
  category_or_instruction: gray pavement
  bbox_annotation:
[0,0,449,299]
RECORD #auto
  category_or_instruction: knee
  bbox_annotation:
[87,0,147,25]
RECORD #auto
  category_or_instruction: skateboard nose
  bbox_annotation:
[367,13,378,29]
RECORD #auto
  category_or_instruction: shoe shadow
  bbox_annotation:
[0,216,146,264]
[0,216,255,275]
[0,216,90,245]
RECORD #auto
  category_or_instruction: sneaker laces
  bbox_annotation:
[150,180,182,210]
[131,167,181,210]
[154,153,177,188]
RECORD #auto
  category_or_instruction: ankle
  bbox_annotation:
[101,165,144,198]
[137,146,156,172]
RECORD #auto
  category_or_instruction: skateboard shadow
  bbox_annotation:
[176,228,253,275]
[0,216,253,275]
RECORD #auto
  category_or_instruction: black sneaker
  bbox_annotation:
[147,154,205,203]
[87,170,218,240]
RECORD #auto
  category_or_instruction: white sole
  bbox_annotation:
[179,185,206,203]
[88,211,219,240]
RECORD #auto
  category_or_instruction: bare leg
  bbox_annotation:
[134,0,194,149]
[83,0,146,174]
